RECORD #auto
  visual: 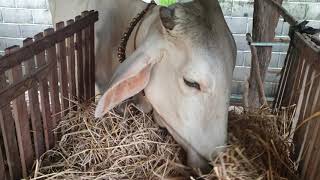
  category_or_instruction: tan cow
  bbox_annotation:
[49,0,236,172]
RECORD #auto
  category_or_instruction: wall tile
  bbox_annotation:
[0,24,21,37]
[3,8,33,24]
[0,0,15,8]
[16,0,47,9]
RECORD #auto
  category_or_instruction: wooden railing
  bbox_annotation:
[0,10,98,179]
[274,31,320,180]
[255,0,320,178]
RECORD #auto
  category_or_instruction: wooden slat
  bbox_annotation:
[303,126,320,179]
[301,69,318,123]
[56,22,70,114]
[44,28,61,130]
[292,65,313,170]
[302,71,320,179]
[23,38,45,159]
[0,70,21,179]
[66,20,77,107]
[288,53,304,105]
[75,15,84,102]
[89,21,95,99]
[0,11,99,74]
[315,162,320,180]
[0,62,54,110]
[297,64,313,122]
[0,128,9,180]
[282,48,299,106]
[273,45,292,109]
[291,61,309,143]
[35,33,54,150]
[0,143,8,180]
[0,107,21,180]
[302,70,318,126]
[82,11,90,101]
[6,46,34,177]
[306,79,320,179]
[294,56,310,106]
[290,60,308,150]
[309,120,320,179]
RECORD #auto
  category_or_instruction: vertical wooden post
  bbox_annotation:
[44,28,61,130]
[75,15,84,102]
[89,11,96,100]
[6,46,34,177]
[34,33,54,150]
[247,0,284,108]
[56,22,70,115]
[66,20,77,108]
[23,38,45,159]
[82,11,90,101]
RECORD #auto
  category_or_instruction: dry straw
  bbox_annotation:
[29,102,298,180]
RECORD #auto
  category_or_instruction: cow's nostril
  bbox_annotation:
[159,127,168,134]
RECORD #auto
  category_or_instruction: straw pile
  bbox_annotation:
[29,103,298,180]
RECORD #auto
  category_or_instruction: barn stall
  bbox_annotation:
[0,0,319,180]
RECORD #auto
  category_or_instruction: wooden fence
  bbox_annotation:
[0,10,98,179]
[274,31,320,179]
[258,0,320,179]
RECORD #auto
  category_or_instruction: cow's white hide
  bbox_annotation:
[49,0,236,172]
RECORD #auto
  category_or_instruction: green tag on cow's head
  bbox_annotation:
[158,0,177,7]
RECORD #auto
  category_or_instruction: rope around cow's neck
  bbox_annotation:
[117,2,156,63]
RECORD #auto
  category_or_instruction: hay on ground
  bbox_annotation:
[29,103,298,180]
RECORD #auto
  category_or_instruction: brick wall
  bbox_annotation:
[0,0,319,100]
[0,0,52,56]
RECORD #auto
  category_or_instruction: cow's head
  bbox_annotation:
[95,0,236,171]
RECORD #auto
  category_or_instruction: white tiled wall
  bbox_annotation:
[0,0,52,56]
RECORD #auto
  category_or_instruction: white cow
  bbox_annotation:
[49,0,236,172]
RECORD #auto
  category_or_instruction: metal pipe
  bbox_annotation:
[247,33,291,47]
[250,42,290,47]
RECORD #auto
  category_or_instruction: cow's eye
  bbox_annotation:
[183,78,201,91]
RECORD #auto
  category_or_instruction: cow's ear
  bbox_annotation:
[160,6,176,30]
[95,51,158,118]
